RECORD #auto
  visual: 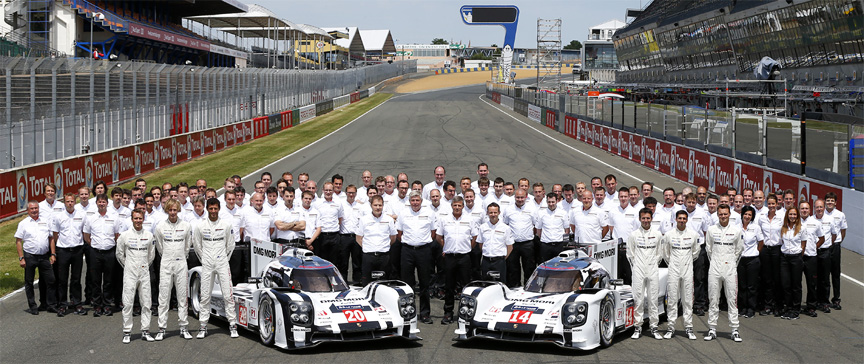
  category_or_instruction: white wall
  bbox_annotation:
[52,0,77,56]
[1,0,14,35]
[841,188,864,256]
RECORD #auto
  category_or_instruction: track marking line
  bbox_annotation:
[841,273,864,288]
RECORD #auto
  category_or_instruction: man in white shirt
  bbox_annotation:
[535,193,570,263]
[38,183,63,220]
[83,194,121,316]
[435,196,477,325]
[396,191,437,324]
[182,196,208,224]
[16,200,58,315]
[527,183,547,211]
[572,190,610,248]
[314,182,344,265]
[356,196,396,285]
[823,192,847,310]
[300,191,321,250]
[812,199,835,313]
[381,175,398,206]
[704,205,744,342]
[477,203,513,283]
[604,174,619,205]
[52,193,87,316]
[331,174,347,202]
[422,166,446,200]
[558,184,577,215]
[338,185,363,283]
[470,162,490,193]
[492,178,514,209]
[109,187,132,225]
[627,208,664,340]
[503,189,536,288]
[274,187,305,246]
[476,177,496,210]
[357,170,373,203]
[242,193,274,243]
[608,187,637,284]
[462,189,485,279]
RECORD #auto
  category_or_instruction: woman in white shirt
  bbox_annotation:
[758,194,784,317]
[737,206,763,318]
[779,207,805,320]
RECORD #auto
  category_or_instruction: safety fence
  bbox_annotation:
[0,79,381,220]
[0,57,417,170]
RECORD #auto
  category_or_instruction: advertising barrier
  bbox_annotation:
[500,95,514,110]
[545,109,556,129]
[316,100,334,116]
[527,104,542,123]
[1,85,378,220]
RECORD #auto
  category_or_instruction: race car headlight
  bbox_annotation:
[288,301,313,326]
[398,294,417,319]
[562,302,589,328]
[458,295,477,320]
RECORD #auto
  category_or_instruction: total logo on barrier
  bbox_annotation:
[670,146,678,176]
[111,152,119,183]
[16,171,27,211]
[85,157,93,188]
[154,143,161,169]
[688,150,696,184]
[54,164,64,196]
[799,181,810,207]
[763,171,775,193]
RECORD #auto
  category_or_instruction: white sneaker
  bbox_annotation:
[122,333,131,344]
[663,327,675,339]
[230,325,239,338]
[141,330,155,342]
[155,329,165,341]
[180,327,193,340]
[704,328,716,341]
[651,327,663,340]
[196,326,207,339]
[631,327,641,339]
[686,327,697,340]
[731,330,743,342]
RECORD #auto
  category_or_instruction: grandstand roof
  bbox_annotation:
[617,0,734,37]
[590,19,626,30]
[186,3,308,39]
[325,27,365,53]
[170,0,248,17]
[359,30,396,53]
[297,24,332,38]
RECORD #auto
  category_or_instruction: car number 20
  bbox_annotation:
[507,310,532,324]
[344,309,367,323]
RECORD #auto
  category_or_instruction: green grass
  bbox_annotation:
[0,93,392,298]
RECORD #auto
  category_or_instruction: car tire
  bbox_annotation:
[189,272,201,319]
[599,295,615,347]
[259,295,276,346]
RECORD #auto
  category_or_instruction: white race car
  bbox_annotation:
[454,248,667,350]
[188,239,421,349]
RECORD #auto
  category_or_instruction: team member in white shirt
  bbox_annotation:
[154,199,193,341]
[192,198,238,339]
[737,206,764,319]
[811,199,834,313]
[242,193,274,242]
[469,162,490,192]
[116,209,157,343]
[83,194,122,316]
[314,182,344,264]
[299,191,322,251]
[823,192,847,310]
[661,210,701,340]
[603,174,619,205]
[758,194,784,316]
[75,186,97,215]
[16,200,58,315]
[52,193,87,316]
[476,177,496,210]
[535,193,570,263]
[274,187,306,246]
[503,189,537,288]
[752,190,768,219]
[527,183,547,211]
[704,204,744,342]
[335,185,361,282]
[627,208,664,340]
[356,170,373,203]
[571,190,609,247]
[435,196,477,325]
[492,178,514,209]
[422,166,447,200]
[396,191,437,324]
[477,203,513,283]
[182,196,207,224]
[798,202,825,318]
[39,183,64,220]
[356,196,397,285]
[779,207,806,320]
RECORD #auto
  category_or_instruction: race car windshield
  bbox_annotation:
[290,268,349,292]
[524,269,583,294]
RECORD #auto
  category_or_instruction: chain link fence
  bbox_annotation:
[0,57,416,170]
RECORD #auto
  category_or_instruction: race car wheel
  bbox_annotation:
[189,273,202,319]
[599,295,615,348]
[259,295,276,346]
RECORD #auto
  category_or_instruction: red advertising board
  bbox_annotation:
[253,116,268,139]
[20,163,54,207]
[202,130,215,155]
[545,110,555,129]
[0,171,17,218]
[175,135,190,163]
[281,111,293,130]
[89,151,114,186]
[137,142,156,176]
[157,138,174,169]
[241,120,253,142]
[116,146,137,182]
[189,132,202,159]
[55,157,86,197]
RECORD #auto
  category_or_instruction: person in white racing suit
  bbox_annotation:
[116,209,156,344]
[154,199,193,340]
[661,210,701,340]
[626,208,664,340]
[192,198,237,339]
[704,204,744,342]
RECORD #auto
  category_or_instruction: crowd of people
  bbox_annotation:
[14,163,847,344]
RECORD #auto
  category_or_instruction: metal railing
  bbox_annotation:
[0,57,417,169]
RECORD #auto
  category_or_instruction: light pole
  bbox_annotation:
[89,12,104,59]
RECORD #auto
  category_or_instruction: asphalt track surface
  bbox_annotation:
[2,84,862,363]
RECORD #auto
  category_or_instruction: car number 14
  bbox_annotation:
[344,309,367,323]
[508,310,532,324]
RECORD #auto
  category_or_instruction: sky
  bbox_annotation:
[252,0,647,48]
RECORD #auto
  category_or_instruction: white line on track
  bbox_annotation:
[479,93,864,289]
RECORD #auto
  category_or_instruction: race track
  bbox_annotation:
[2,84,862,363]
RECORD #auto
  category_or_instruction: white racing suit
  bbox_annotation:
[155,219,192,329]
[116,227,156,333]
[661,227,701,328]
[705,222,744,330]
[626,226,663,329]
[192,218,236,325]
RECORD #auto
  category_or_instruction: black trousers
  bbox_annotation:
[803,255,818,310]
[361,252,390,286]
[56,246,84,307]
[538,241,565,263]
[390,238,402,279]
[150,251,161,309]
[737,256,760,312]
[829,243,842,303]
[480,256,506,283]
[401,243,433,318]
[816,248,832,305]
[617,238,632,284]
[316,232,340,264]
[759,245,783,311]
[693,244,709,310]
[229,244,249,286]
[443,253,471,314]
[470,244,482,280]
[89,247,116,308]
[83,244,93,304]
[23,252,57,310]
[506,240,535,288]
[430,241,445,288]
[351,237,363,284]
[336,234,355,283]
[780,253,803,313]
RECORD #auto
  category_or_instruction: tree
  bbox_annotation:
[431,38,448,45]
[563,40,582,50]
[470,52,491,60]
[491,43,498,48]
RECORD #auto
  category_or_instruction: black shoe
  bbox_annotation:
[47,306,59,314]
[37,305,48,312]
[82,299,91,306]
[441,313,454,325]
[420,315,433,324]
[93,307,102,317]
[695,308,705,316]
[789,312,800,320]
[831,302,842,310]
[774,310,782,318]
[104,307,113,316]
[820,304,831,313]
[759,309,771,316]
[804,309,818,318]
[133,307,141,317]
[74,306,88,315]
[151,309,159,317]
[56,307,67,317]
[25,308,39,315]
